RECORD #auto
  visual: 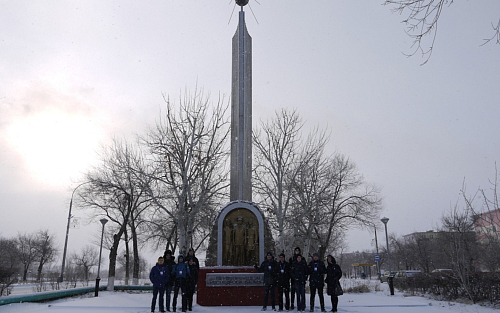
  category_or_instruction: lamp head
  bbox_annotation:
[235,0,249,6]
[381,217,389,225]
[100,218,108,226]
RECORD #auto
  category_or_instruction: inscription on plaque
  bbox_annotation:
[206,273,264,287]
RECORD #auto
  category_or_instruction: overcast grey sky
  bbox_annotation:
[1,1,499,261]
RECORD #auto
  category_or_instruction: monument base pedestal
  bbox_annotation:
[197,267,276,306]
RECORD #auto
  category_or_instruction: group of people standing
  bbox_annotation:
[149,248,200,313]
[150,247,342,313]
[255,247,342,313]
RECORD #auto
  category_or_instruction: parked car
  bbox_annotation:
[393,270,422,287]
[431,269,454,279]
[394,270,422,279]
[431,269,453,273]
[380,271,395,283]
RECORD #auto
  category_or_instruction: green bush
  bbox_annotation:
[395,271,500,303]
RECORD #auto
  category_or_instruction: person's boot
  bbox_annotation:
[331,296,338,312]
[330,304,337,312]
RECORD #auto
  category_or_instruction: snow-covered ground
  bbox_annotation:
[1,280,498,313]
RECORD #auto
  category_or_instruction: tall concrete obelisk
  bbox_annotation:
[203,1,275,269]
[230,5,252,202]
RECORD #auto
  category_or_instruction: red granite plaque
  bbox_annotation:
[197,267,278,306]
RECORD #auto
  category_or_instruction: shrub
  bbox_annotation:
[346,284,371,293]
[394,271,500,303]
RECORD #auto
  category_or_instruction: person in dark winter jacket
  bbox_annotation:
[186,258,199,311]
[289,247,305,310]
[255,252,278,311]
[171,255,190,312]
[290,254,307,312]
[163,249,176,312]
[150,256,170,313]
[325,255,342,312]
[276,253,290,311]
[308,253,327,312]
[186,248,200,272]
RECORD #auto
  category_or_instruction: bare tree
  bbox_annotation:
[439,204,478,302]
[315,154,382,259]
[16,232,38,281]
[143,207,178,253]
[290,148,332,260]
[384,0,500,64]
[253,109,332,256]
[79,138,153,290]
[71,246,98,284]
[34,230,57,282]
[117,251,148,281]
[412,237,436,272]
[253,109,305,253]
[143,88,230,254]
[290,153,382,260]
[0,237,20,295]
[253,109,381,259]
[125,183,153,285]
[483,19,500,45]
[391,235,417,271]
[461,166,500,272]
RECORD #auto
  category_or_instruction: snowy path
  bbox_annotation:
[1,286,498,313]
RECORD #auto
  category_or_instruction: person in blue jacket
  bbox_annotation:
[171,254,190,312]
[150,256,170,313]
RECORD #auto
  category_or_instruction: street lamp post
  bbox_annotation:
[95,218,108,297]
[381,217,394,295]
[374,225,381,280]
[59,182,89,283]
